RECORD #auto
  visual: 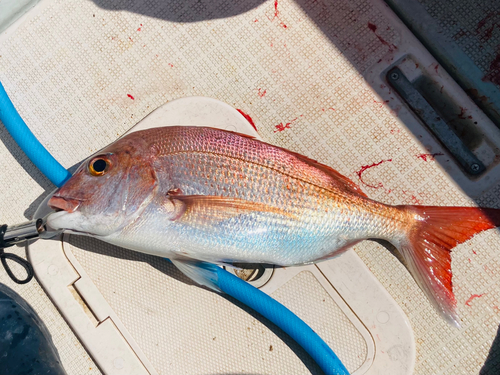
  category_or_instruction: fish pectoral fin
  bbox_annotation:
[170,258,221,292]
[168,195,295,222]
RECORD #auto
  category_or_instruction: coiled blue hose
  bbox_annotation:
[0,81,350,375]
[0,82,72,187]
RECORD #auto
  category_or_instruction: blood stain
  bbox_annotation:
[411,195,422,204]
[321,107,335,112]
[356,159,392,189]
[476,12,500,41]
[458,106,467,119]
[416,153,444,161]
[367,23,397,52]
[236,109,258,131]
[373,99,390,108]
[269,0,287,28]
[257,88,267,97]
[465,294,485,306]
[482,52,500,85]
[168,63,174,67]
[473,250,477,255]
[274,117,300,133]
[127,94,134,100]
[434,64,439,74]
[137,24,143,31]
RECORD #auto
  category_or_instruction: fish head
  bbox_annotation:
[47,134,157,237]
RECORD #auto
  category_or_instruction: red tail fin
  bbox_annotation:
[396,205,500,327]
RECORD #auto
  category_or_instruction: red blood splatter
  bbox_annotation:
[416,152,444,161]
[434,64,439,74]
[356,159,392,189]
[254,19,258,22]
[415,63,420,69]
[410,195,422,204]
[373,99,390,108]
[468,258,472,263]
[473,250,477,255]
[236,109,258,131]
[257,88,267,97]
[269,0,287,28]
[274,117,299,133]
[129,37,133,42]
[137,24,143,31]
[168,63,174,67]
[484,25,495,41]
[465,294,485,306]
[458,106,468,119]
[476,12,500,41]
[127,94,134,100]
[477,12,498,31]
[482,52,500,86]
[367,23,397,52]
[321,107,335,112]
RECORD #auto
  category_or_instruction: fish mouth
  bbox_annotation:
[48,195,83,213]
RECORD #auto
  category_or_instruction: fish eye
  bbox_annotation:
[88,156,110,176]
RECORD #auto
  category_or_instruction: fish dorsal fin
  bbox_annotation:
[169,195,296,222]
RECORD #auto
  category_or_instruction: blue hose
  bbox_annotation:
[0,80,350,375]
[0,82,72,187]
[214,265,349,375]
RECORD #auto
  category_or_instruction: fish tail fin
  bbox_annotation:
[170,259,222,292]
[395,205,500,327]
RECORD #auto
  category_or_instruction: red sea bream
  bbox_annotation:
[46,126,500,326]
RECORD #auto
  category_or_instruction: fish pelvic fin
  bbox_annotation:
[170,259,221,292]
[396,205,500,327]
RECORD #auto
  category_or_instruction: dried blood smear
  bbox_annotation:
[416,153,444,161]
[236,109,258,131]
[483,52,500,86]
[356,159,392,188]
[257,88,267,97]
[269,0,287,28]
[274,116,302,133]
[465,294,485,306]
[367,23,397,51]
[127,94,134,100]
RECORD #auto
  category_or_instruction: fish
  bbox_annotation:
[46,126,500,326]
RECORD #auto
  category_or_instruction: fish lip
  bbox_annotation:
[48,195,84,213]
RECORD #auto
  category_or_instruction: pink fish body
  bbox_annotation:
[47,126,500,326]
